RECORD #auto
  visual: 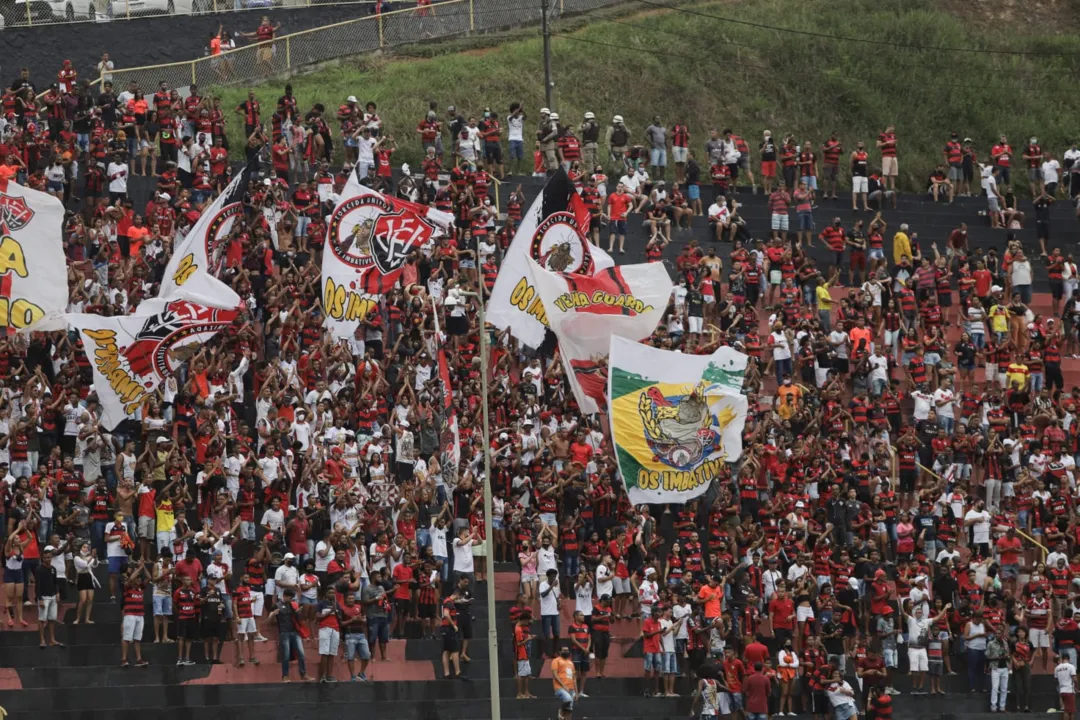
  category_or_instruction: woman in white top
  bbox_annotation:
[73,543,100,625]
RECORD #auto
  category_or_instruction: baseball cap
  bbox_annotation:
[283,552,296,560]
[347,95,357,103]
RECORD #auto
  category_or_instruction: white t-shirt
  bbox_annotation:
[453,537,474,574]
[104,521,127,558]
[260,507,285,533]
[770,331,792,361]
[932,388,955,419]
[595,563,613,598]
[314,540,333,572]
[357,136,377,165]
[965,509,991,544]
[1042,159,1061,185]
[107,162,128,193]
[537,545,558,576]
[660,618,676,652]
[708,203,730,224]
[507,113,525,143]
[539,579,560,616]
[430,522,448,557]
[575,581,593,616]
[911,390,933,421]
[1056,661,1077,694]
[869,354,889,383]
[672,603,692,640]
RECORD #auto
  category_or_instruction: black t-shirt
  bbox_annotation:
[202,592,225,624]
[1034,197,1051,223]
[36,563,58,597]
[686,289,704,317]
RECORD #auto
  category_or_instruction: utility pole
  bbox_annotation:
[541,0,554,109]
[459,290,499,720]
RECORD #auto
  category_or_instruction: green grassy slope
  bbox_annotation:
[212,0,1080,191]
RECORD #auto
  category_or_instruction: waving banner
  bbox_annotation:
[608,336,748,505]
[486,168,613,349]
[322,167,453,339]
[528,258,672,415]
[158,158,256,308]
[68,300,239,429]
[0,179,69,332]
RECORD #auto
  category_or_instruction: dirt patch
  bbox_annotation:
[941,0,1080,33]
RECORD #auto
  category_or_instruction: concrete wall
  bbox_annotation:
[1,2,376,85]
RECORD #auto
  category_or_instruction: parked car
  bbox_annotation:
[1,0,198,24]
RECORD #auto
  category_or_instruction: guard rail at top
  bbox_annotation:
[100,0,621,94]
[0,0,375,29]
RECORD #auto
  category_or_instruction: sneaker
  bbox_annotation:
[357,673,368,682]
[254,634,269,642]
[324,677,338,683]
[578,692,589,698]
[176,660,184,666]
[184,659,197,666]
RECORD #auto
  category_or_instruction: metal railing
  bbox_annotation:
[0,0,376,29]
[101,0,620,93]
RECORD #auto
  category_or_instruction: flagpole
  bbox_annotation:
[457,289,499,720]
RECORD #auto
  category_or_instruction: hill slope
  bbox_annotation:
[214,0,1080,191]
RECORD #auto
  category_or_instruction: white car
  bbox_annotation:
[43,0,200,21]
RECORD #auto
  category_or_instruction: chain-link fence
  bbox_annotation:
[0,0,379,29]
[105,0,624,93]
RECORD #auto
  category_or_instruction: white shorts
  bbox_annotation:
[138,516,155,539]
[613,577,632,595]
[237,617,257,635]
[155,530,175,555]
[122,615,145,643]
[1031,628,1050,648]
[852,176,868,193]
[717,691,733,716]
[771,213,790,231]
[908,647,928,672]
[688,316,704,334]
[796,605,815,623]
[671,146,688,164]
[39,595,58,622]
[319,627,341,656]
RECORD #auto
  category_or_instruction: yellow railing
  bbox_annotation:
[101,0,619,93]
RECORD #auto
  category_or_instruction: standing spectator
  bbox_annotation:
[552,645,577,720]
[315,585,341,682]
[877,124,897,191]
[266,588,308,682]
[36,546,60,649]
[963,608,989,694]
[1056,653,1077,720]
[744,662,773,720]
[540,568,561,658]
[568,610,591,698]
[986,624,1011,712]
[514,610,536,699]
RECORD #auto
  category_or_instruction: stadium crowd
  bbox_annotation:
[4,55,1080,720]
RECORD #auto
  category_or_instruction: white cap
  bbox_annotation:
[44,545,56,553]
[991,285,1002,293]
[1003,438,1016,447]
[645,567,656,576]
[499,432,509,441]
[549,112,559,120]
[584,112,595,120]
[399,420,410,429]
[158,193,170,201]
[347,95,357,103]
[848,577,860,590]
[283,552,296,560]
[156,437,170,444]
[613,115,623,123]
[540,107,551,115]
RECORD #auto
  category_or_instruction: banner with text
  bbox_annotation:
[608,336,748,505]
[0,179,69,332]
[529,258,672,415]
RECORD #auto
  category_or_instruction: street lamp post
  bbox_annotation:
[458,290,499,720]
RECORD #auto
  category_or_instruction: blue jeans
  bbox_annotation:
[967,648,986,691]
[971,331,985,350]
[940,416,954,434]
[509,140,524,160]
[279,631,306,679]
[435,555,449,583]
[1030,372,1044,392]
[563,552,579,579]
[368,615,390,647]
[774,357,793,385]
[91,519,108,557]
[650,147,667,167]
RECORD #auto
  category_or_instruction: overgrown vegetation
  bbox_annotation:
[212,0,1080,191]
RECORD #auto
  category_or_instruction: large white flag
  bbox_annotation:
[486,169,613,349]
[528,257,672,415]
[158,159,257,308]
[432,297,461,485]
[68,299,239,429]
[608,336,748,505]
[0,179,69,332]
[322,167,453,339]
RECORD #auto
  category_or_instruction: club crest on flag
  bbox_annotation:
[328,194,435,281]
[531,211,593,274]
[639,382,733,470]
[202,202,245,277]
[0,193,34,231]
[121,301,238,381]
